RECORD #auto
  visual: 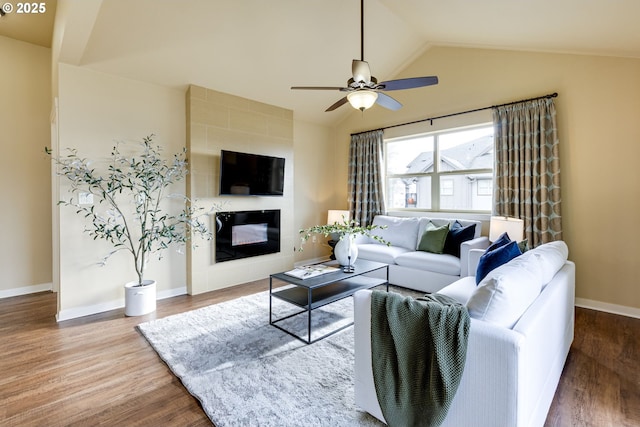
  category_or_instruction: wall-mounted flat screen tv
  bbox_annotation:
[219,150,285,196]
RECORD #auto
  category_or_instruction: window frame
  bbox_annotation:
[383,124,494,214]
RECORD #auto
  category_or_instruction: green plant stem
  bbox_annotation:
[49,135,216,287]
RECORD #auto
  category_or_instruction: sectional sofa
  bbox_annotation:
[356,215,490,292]
[354,240,575,427]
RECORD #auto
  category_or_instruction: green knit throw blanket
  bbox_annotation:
[370,291,470,427]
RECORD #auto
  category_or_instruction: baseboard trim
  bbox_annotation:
[0,282,53,299]
[23,283,639,321]
[575,297,640,320]
[56,286,187,322]
[57,300,122,322]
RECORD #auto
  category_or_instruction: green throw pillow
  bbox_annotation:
[517,239,530,253]
[418,222,450,254]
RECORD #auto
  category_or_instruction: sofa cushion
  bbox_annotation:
[476,239,522,284]
[467,256,542,328]
[466,240,569,328]
[437,276,477,305]
[517,239,529,253]
[517,240,569,287]
[411,218,480,248]
[357,243,412,264]
[416,218,447,247]
[488,232,511,251]
[369,216,420,250]
[417,221,450,254]
[395,251,461,276]
[443,221,477,257]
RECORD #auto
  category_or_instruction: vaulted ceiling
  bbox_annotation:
[3,0,640,125]
[0,0,56,47]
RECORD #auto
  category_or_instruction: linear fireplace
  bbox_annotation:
[215,209,281,262]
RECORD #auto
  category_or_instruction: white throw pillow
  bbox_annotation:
[370,216,419,250]
[466,256,543,328]
[522,241,569,285]
[467,240,569,328]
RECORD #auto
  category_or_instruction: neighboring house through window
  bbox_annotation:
[384,125,494,212]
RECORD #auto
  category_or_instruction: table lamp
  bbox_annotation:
[489,216,524,242]
[327,210,350,225]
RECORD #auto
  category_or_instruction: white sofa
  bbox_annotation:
[354,241,575,427]
[356,215,490,292]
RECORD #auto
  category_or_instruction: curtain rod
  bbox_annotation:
[351,92,558,136]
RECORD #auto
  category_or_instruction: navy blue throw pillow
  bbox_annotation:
[475,240,522,284]
[486,232,511,252]
[443,221,477,257]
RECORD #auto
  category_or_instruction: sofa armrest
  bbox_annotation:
[467,248,485,277]
[460,236,489,277]
[354,288,526,427]
[510,261,575,427]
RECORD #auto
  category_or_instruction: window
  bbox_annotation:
[477,179,493,196]
[440,179,454,196]
[385,125,494,212]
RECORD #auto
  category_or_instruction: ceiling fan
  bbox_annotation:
[291,0,438,112]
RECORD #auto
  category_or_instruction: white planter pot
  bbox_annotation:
[334,234,358,267]
[124,280,157,316]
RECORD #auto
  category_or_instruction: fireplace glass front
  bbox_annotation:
[215,210,281,262]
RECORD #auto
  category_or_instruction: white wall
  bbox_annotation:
[56,64,187,320]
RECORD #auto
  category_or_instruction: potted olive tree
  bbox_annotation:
[49,134,217,316]
[299,215,388,272]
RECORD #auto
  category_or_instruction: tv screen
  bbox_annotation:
[219,150,285,196]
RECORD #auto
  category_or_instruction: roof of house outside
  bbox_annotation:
[405,135,494,174]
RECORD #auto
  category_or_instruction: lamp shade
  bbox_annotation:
[347,90,378,111]
[327,210,350,225]
[489,216,524,242]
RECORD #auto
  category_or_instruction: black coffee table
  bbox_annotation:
[269,259,389,344]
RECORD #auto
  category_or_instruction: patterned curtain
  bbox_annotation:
[348,130,386,226]
[493,97,562,246]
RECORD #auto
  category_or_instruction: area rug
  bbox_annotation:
[137,288,396,427]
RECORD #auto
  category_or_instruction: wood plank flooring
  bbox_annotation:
[1,281,638,427]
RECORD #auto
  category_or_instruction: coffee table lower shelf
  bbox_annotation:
[269,274,388,344]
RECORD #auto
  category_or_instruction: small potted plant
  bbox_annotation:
[299,215,388,271]
[49,134,220,316]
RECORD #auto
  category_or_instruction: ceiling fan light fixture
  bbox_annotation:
[347,90,378,111]
[290,0,438,113]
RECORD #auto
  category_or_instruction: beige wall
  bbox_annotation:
[186,86,296,294]
[55,64,187,320]
[0,36,52,297]
[51,78,336,318]
[335,46,640,314]
[9,33,637,317]
[293,120,344,262]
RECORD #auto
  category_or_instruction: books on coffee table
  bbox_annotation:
[284,264,340,280]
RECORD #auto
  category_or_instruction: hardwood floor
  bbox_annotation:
[546,308,640,427]
[1,282,638,427]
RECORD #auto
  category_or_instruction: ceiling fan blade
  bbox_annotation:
[352,60,371,84]
[325,97,349,112]
[379,76,439,91]
[291,86,346,91]
[375,92,402,110]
